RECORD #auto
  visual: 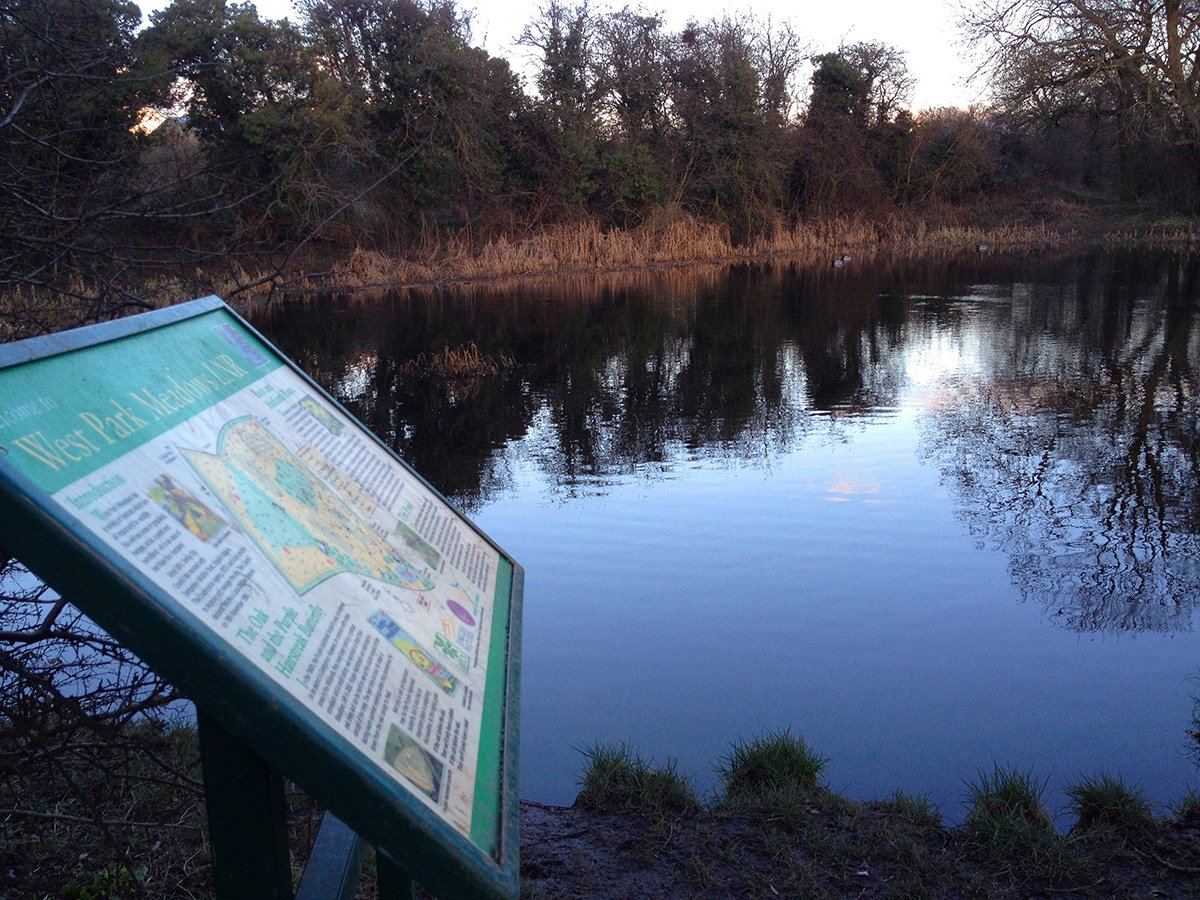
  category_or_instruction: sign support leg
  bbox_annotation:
[198,708,294,900]
[377,850,417,900]
[294,812,367,900]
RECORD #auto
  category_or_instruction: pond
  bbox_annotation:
[252,249,1200,824]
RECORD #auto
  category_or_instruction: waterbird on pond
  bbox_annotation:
[977,242,990,252]
[832,257,845,268]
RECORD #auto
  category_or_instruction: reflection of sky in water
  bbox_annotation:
[468,300,1200,825]
[904,323,982,388]
[335,354,375,398]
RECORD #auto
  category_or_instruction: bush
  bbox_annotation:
[1174,791,1200,827]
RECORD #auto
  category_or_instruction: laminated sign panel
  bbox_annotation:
[0,297,521,898]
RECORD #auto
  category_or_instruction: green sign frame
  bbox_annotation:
[0,297,521,898]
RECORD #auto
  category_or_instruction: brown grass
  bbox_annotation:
[1100,216,1200,249]
[330,213,737,289]
[398,342,513,379]
[0,282,111,342]
[5,205,1198,327]
[325,211,1083,293]
[0,263,278,342]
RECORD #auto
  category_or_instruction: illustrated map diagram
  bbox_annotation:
[182,416,433,595]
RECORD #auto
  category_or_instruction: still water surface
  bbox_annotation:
[254,250,1200,823]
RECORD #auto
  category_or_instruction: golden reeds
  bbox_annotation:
[7,206,1200,328]
[399,343,514,380]
[0,280,111,342]
[330,214,739,289]
[1100,216,1200,249]
[325,213,1087,293]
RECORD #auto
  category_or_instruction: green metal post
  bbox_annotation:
[377,850,418,900]
[198,708,294,900]
[294,813,368,900]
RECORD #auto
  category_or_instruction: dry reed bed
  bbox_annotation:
[1101,218,1200,249]
[6,214,1200,337]
[326,216,1080,292]
[332,218,732,288]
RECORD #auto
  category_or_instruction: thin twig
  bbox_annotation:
[0,807,204,832]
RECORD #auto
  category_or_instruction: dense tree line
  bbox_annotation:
[3,0,1200,311]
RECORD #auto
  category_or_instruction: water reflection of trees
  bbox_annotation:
[919,252,1200,633]
[256,258,950,504]
[256,251,1200,633]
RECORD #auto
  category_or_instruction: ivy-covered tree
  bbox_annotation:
[809,51,870,122]
[517,0,603,212]
[140,0,343,242]
[794,48,894,214]
[837,41,913,128]
[587,8,671,223]
[300,0,528,233]
[668,16,803,243]
[0,0,163,316]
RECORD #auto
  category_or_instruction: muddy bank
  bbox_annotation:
[518,797,1200,898]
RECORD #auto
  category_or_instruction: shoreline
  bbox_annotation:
[176,205,1200,311]
[519,731,1200,898]
[4,207,1200,338]
[275,212,1200,300]
[518,792,1200,898]
[4,717,1198,897]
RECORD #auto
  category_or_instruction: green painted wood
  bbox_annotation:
[198,709,294,900]
[0,297,523,899]
[294,813,368,900]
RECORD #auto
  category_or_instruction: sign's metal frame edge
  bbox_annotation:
[0,297,521,899]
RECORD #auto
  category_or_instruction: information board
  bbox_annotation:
[0,297,520,896]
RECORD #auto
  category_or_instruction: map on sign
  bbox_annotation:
[0,301,513,856]
[181,417,434,594]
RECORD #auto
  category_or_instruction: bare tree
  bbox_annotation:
[755,17,807,123]
[1,0,162,320]
[667,15,805,241]
[960,0,1200,201]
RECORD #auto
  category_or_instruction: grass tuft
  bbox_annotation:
[964,765,1052,827]
[1066,774,1154,836]
[961,766,1082,885]
[1172,791,1200,827]
[882,790,943,830]
[398,342,513,379]
[717,728,827,799]
[574,742,699,816]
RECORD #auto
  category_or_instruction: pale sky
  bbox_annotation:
[139,0,983,112]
